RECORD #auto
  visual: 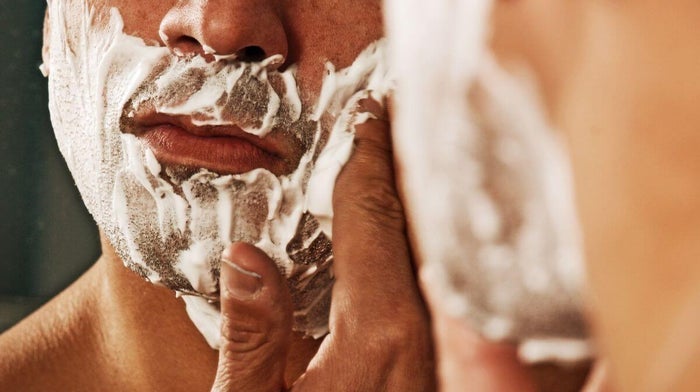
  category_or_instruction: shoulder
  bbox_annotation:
[0,264,104,392]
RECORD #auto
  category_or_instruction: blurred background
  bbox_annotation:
[0,2,99,332]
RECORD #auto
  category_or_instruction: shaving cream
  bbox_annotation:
[385,0,590,362]
[46,0,390,348]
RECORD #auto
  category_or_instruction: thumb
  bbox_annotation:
[212,242,292,392]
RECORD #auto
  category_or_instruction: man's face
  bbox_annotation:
[43,0,385,346]
[90,0,384,175]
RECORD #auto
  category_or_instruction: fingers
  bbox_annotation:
[431,307,537,392]
[421,271,536,392]
[302,97,434,391]
[332,97,419,316]
[332,97,418,308]
[211,242,292,392]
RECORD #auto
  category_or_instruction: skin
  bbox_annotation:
[212,99,434,391]
[0,1,435,391]
[489,1,700,390]
[413,3,597,391]
[423,277,598,392]
[8,0,698,390]
[0,110,435,391]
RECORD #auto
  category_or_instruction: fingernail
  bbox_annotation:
[221,258,262,300]
[356,96,388,121]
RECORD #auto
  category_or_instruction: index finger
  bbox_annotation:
[332,97,423,318]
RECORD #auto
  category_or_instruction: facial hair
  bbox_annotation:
[45,0,390,348]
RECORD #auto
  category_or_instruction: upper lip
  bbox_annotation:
[130,111,286,159]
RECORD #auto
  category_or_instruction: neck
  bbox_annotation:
[92,234,217,390]
[82,234,320,390]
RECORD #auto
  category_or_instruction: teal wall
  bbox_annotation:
[0,2,100,330]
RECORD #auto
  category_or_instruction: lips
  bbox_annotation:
[129,112,296,176]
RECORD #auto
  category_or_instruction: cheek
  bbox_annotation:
[283,0,384,103]
[102,0,176,44]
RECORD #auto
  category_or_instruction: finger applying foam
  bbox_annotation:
[212,242,292,392]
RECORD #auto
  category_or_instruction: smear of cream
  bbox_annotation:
[46,0,391,348]
[385,0,590,363]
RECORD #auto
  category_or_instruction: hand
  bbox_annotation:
[211,98,435,392]
[424,282,613,392]
[423,279,538,392]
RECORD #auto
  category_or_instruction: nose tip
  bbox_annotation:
[159,1,288,64]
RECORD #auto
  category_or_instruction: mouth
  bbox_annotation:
[128,111,298,176]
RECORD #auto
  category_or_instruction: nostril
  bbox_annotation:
[177,35,200,47]
[159,2,289,65]
[169,35,205,57]
[236,46,267,62]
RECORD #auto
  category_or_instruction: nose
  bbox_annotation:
[159,0,288,64]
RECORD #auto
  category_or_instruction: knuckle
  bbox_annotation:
[326,310,433,391]
[367,308,433,361]
[353,128,392,164]
[219,313,271,359]
[384,317,429,350]
[215,309,289,391]
[336,173,405,231]
[384,305,432,351]
[335,122,407,232]
[346,127,393,180]
[354,327,425,378]
[357,185,406,230]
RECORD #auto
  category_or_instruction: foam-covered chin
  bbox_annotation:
[47,0,391,348]
[386,0,591,363]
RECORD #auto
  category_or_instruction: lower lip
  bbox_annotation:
[138,125,285,175]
